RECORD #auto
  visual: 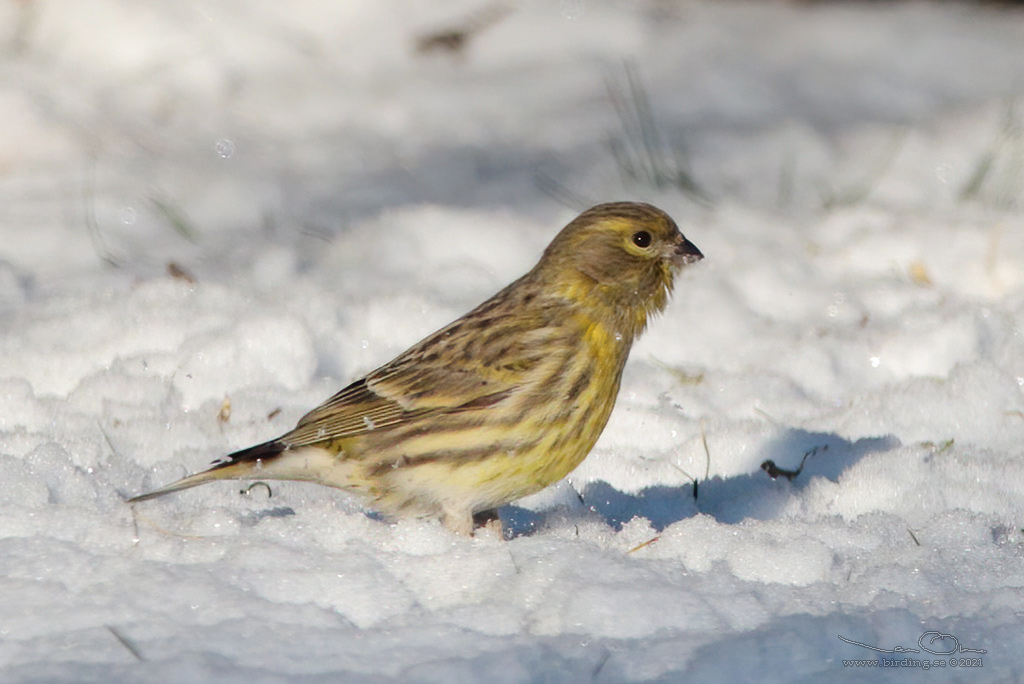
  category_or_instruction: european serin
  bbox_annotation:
[130,202,703,535]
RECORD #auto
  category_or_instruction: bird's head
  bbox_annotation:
[537,202,703,338]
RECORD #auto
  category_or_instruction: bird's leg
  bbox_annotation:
[442,506,474,536]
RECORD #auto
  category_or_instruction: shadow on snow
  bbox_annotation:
[502,430,899,537]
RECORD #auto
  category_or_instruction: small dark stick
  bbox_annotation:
[761,445,826,481]
[240,482,273,499]
[415,3,511,56]
[167,262,196,284]
[106,626,145,662]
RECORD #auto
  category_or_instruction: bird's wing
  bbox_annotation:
[279,300,568,449]
[279,377,419,447]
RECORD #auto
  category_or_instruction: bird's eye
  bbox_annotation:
[631,230,652,248]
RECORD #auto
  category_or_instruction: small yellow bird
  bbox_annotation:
[130,202,703,535]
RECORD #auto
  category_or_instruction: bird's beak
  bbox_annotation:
[674,237,704,265]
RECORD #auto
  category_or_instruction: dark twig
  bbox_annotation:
[106,626,145,662]
[761,445,827,482]
[240,482,273,499]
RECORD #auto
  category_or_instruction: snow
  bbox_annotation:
[2,0,1024,681]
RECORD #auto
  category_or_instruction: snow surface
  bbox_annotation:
[2,0,1024,681]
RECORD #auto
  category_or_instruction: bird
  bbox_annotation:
[129,202,704,535]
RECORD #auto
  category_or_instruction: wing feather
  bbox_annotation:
[277,292,569,451]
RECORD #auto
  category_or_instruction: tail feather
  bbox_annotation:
[211,439,288,466]
[128,440,287,503]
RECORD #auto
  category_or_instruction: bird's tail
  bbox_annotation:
[127,440,287,503]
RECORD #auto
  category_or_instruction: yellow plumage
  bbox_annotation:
[130,202,703,535]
